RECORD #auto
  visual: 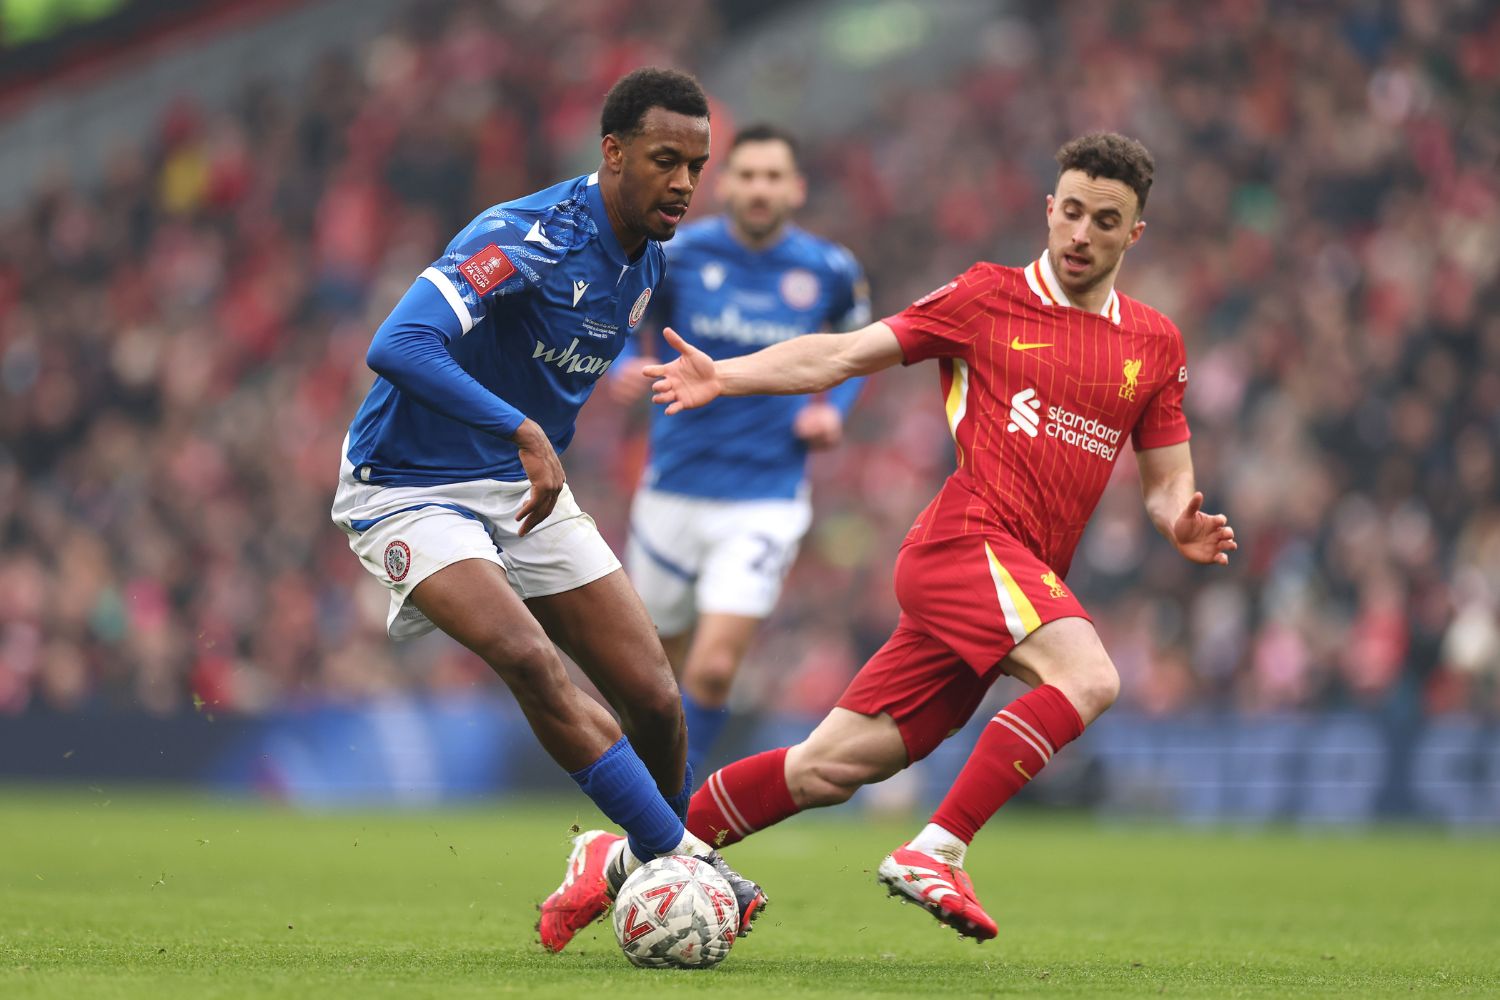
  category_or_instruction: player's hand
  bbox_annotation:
[644,328,721,414]
[605,355,658,404]
[510,419,565,535]
[793,402,844,449]
[1171,491,1237,565]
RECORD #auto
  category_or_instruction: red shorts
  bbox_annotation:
[837,486,1090,762]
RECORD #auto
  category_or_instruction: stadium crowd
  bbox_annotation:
[1,0,1497,722]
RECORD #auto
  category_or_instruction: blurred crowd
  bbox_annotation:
[1,0,1497,721]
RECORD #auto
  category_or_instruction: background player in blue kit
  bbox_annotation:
[328,67,766,953]
[610,125,871,773]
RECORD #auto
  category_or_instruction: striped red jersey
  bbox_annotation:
[884,254,1190,577]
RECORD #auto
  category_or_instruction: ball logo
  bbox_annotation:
[618,902,654,944]
[384,540,411,582]
[779,268,820,309]
[629,287,652,328]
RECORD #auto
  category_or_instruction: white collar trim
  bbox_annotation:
[1025,253,1121,324]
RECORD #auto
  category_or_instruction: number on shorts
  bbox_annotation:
[748,534,789,579]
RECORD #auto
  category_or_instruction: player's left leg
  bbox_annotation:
[485,488,766,950]
[918,616,1113,854]
[527,569,688,807]
[885,617,1114,941]
[527,573,768,951]
[861,514,1104,940]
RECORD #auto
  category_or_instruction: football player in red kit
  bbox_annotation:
[552,131,1236,945]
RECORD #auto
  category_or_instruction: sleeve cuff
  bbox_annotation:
[881,312,922,365]
[1134,426,1192,450]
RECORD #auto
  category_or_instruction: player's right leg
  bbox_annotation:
[876,525,1110,940]
[626,488,728,767]
[496,495,765,951]
[686,618,981,847]
[414,563,739,951]
[675,492,812,770]
[675,611,759,771]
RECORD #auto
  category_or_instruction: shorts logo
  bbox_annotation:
[1119,358,1143,400]
[384,540,411,582]
[459,244,516,295]
[779,268,820,309]
[1042,571,1067,599]
[629,287,652,328]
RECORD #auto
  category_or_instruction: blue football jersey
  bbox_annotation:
[345,173,662,486]
[635,216,870,500]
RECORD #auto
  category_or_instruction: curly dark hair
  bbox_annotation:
[1055,132,1155,211]
[600,67,710,139]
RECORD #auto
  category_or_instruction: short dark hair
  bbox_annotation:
[730,123,800,165]
[600,67,710,139]
[1055,132,1154,212]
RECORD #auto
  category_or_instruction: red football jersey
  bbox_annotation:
[885,254,1191,577]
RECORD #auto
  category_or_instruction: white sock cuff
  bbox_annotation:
[909,822,968,867]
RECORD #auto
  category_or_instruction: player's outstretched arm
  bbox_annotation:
[645,322,903,414]
[1136,442,1237,566]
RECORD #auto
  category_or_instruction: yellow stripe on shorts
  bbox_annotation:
[984,541,1041,644]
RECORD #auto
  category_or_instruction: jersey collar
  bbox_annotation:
[585,172,642,268]
[1025,252,1122,325]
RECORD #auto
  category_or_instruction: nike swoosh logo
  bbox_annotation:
[1013,760,1033,781]
[1010,338,1052,351]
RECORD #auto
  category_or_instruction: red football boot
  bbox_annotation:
[537,830,621,952]
[876,843,998,941]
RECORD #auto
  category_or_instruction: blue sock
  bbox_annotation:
[569,737,684,863]
[665,761,695,822]
[682,692,731,774]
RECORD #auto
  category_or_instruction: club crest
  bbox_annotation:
[384,540,411,582]
[629,287,653,328]
[779,268,819,309]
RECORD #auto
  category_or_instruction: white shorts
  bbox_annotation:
[331,454,620,641]
[625,487,812,635]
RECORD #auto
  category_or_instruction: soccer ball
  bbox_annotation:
[612,854,738,969]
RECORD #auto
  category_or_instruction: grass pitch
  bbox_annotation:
[0,788,1496,998]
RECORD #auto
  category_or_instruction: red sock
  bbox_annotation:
[686,747,798,848]
[930,684,1086,843]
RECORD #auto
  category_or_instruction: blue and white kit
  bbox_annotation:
[333,172,659,638]
[625,216,870,632]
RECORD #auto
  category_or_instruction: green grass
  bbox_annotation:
[0,788,1496,998]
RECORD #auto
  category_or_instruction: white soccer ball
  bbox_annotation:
[612,854,738,969]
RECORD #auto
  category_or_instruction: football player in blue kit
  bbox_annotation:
[609,125,870,773]
[329,68,766,952]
